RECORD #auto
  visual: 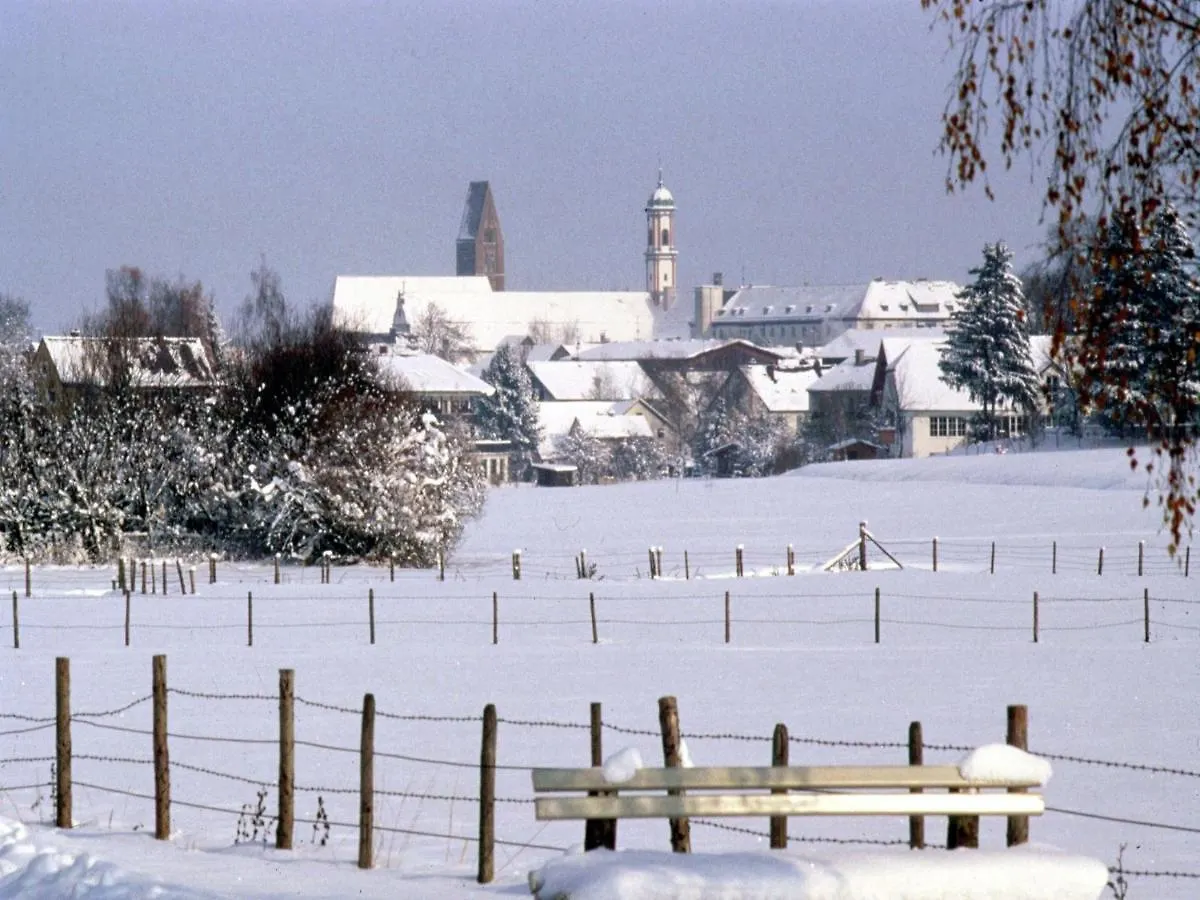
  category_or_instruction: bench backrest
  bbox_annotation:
[532,765,1045,821]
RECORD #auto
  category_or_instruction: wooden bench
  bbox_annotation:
[532,763,1044,830]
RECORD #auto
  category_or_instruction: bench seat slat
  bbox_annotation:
[535,792,1045,821]
[532,765,1042,792]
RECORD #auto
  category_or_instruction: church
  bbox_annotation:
[330,175,680,360]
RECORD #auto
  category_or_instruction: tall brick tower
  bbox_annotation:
[456,181,505,291]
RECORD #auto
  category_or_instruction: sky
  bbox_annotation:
[2,0,1052,334]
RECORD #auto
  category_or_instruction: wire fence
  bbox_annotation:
[1,671,1197,888]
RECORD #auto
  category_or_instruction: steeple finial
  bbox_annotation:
[657,165,664,187]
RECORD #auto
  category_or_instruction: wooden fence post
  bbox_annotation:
[175,560,185,594]
[55,657,71,828]
[585,702,616,851]
[358,693,375,869]
[152,654,170,840]
[247,592,253,647]
[24,558,30,598]
[589,592,598,644]
[657,695,691,853]
[655,547,664,578]
[389,555,395,583]
[1032,591,1039,643]
[512,550,521,581]
[162,560,168,595]
[277,669,294,850]
[874,587,881,644]
[786,544,795,576]
[990,542,996,575]
[1186,546,1191,578]
[770,723,788,849]
[477,703,497,883]
[1144,588,1151,643]
[859,521,868,571]
[151,559,157,595]
[142,561,148,594]
[124,591,131,646]
[274,554,280,585]
[11,591,17,649]
[492,592,498,645]
[188,567,196,595]
[1097,547,1104,576]
[1006,704,1029,846]
[368,589,376,646]
[735,545,744,578]
[118,558,126,593]
[209,554,216,585]
[724,591,731,644]
[438,550,446,582]
[932,537,938,573]
[908,721,923,849]
[684,550,690,580]
[648,547,657,578]
[1138,541,1144,577]
[1052,541,1057,575]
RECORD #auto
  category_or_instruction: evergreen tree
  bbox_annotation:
[474,344,541,479]
[555,424,611,485]
[939,242,1041,441]
[610,436,669,481]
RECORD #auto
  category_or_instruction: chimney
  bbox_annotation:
[713,272,724,286]
[854,348,865,366]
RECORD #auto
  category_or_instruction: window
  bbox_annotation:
[929,416,969,437]
[662,228,670,246]
[649,227,654,246]
[663,272,669,284]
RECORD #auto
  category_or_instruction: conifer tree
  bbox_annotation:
[474,343,541,479]
[939,242,1041,441]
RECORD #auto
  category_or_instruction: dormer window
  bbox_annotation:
[806,305,814,314]
[785,305,795,313]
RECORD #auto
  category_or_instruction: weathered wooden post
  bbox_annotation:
[389,555,395,583]
[56,657,71,828]
[438,550,446,582]
[1097,546,1104,576]
[175,560,186,594]
[648,547,657,578]
[1138,541,1144,577]
[1032,591,1039,643]
[684,550,690,580]
[209,553,217,585]
[368,589,375,646]
[277,669,295,850]
[1052,540,1057,575]
[274,554,281,585]
[358,693,375,869]
[932,537,939,573]
[247,592,253,647]
[142,561,148,594]
[770,723,789,849]
[1144,588,1151,643]
[162,560,168,595]
[908,721,924,849]
[859,521,868,570]
[1006,705,1029,846]
[1186,546,1191,578]
[589,592,598,644]
[657,695,691,853]
[786,544,795,576]
[655,547,664,577]
[152,654,170,840]
[585,702,616,851]
[512,550,521,581]
[492,592,498,645]
[735,544,744,577]
[24,558,30,598]
[874,587,881,644]
[724,591,731,644]
[188,567,196,595]
[124,591,131,646]
[990,542,996,575]
[118,558,126,593]
[11,591,17,649]
[151,559,157,595]
[477,703,497,883]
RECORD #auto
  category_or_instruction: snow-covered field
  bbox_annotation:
[1,447,1196,898]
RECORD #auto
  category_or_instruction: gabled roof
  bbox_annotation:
[527,360,650,401]
[458,181,491,242]
[576,413,653,440]
[536,400,653,457]
[807,360,878,393]
[39,336,217,389]
[377,351,494,396]
[739,364,821,413]
[883,337,979,412]
[574,338,780,363]
[331,276,656,351]
[817,327,945,363]
[714,280,962,325]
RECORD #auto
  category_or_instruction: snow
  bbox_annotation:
[0,445,1194,897]
[959,745,1053,786]
[602,748,644,784]
[740,364,820,412]
[528,847,1109,900]
[527,360,650,401]
[378,352,494,396]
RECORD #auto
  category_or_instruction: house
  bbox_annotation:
[816,327,944,368]
[33,335,218,414]
[719,363,821,434]
[807,356,879,431]
[473,438,512,486]
[572,338,783,371]
[827,438,884,462]
[375,347,494,419]
[698,279,962,346]
[536,400,659,462]
[874,337,1032,458]
[330,275,656,360]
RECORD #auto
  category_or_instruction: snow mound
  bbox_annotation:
[528,847,1109,900]
[0,817,216,899]
[602,747,643,784]
[959,744,1053,786]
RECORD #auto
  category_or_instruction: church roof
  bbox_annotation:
[458,181,491,242]
[715,280,962,325]
[331,276,656,351]
[646,171,674,209]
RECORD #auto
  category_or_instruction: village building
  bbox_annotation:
[456,181,505,291]
[374,347,494,419]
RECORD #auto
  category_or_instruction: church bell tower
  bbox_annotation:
[644,171,677,309]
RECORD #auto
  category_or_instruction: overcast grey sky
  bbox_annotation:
[2,0,1050,333]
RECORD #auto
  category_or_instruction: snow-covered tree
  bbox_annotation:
[939,242,1041,442]
[555,424,611,485]
[694,397,792,477]
[475,344,541,479]
[610,436,669,481]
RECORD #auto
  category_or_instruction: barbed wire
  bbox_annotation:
[0,755,54,766]
[168,687,273,702]
[692,818,911,846]
[295,696,481,723]
[0,782,47,792]
[71,720,153,738]
[0,722,54,737]
[1113,868,1200,879]
[1032,750,1200,779]
[1047,806,1200,834]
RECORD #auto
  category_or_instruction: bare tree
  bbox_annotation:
[413,303,474,361]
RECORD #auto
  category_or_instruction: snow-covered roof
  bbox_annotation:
[715,280,962,325]
[331,276,656,351]
[884,337,979,412]
[574,338,773,362]
[817,327,945,363]
[537,400,654,457]
[740,364,821,413]
[527,360,650,401]
[538,401,620,438]
[579,413,653,440]
[807,360,877,393]
[377,351,494,396]
[39,336,217,389]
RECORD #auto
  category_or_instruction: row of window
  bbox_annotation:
[929,415,1030,438]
